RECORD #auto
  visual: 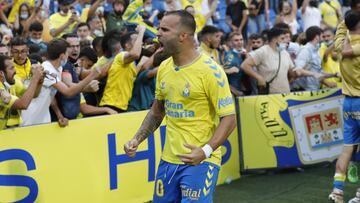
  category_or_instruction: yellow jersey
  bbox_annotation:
[7,0,35,23]
[156,53,235,166]
[0,82,19,130]
[335,21,360,96]
[13,58,31,81]
[199,43,221,65]
[319,43,341,88]
[100,52,137,110]
[49,13,76,38]
[320,0,341,29]
[7,78,26,127]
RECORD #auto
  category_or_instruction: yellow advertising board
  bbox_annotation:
[238,89,344,170]
[0,110,240,203]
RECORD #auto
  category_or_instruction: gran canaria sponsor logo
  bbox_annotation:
[165,100,195,118]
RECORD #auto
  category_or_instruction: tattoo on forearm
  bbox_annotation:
[135,111,164,143]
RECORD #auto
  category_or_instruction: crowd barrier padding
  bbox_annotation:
[0,110,240,203]
[237,89,345,171]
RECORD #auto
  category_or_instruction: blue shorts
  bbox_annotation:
[343,96,360,145]
[153,160,220,203]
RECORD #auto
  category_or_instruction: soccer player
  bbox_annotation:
[124,10,236,202]
[328,10,360,203]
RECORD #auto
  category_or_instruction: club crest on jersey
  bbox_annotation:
[183,83,190,97]
[160,81,165,89]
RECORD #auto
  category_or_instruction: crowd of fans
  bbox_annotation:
[0,0,359,129]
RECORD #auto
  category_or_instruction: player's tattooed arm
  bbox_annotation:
[134,99,165,143]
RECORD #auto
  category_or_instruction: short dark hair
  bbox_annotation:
[102,29,122,57]
[267,27,286,42]
[47,39,69,60]
[164,10,196,34]
[79,47,98,64]
[10,37,27,47]
[77,22,90,30]
[305,26,322,42]
[120,31,136,49]
[249,33,264,41]
[273,22,291,35]
[350,0,360,9]
[345,11,360,31]
[62,33,79,40]
[0,55,11,72]
[92,37,103,53]
[29,21,43,32]
[200,25,220,36]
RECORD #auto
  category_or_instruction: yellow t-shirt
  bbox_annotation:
[80,8,90,23]
[7,78,26,127]
[49,13,76,38]
[91,56,110,70]
[100,52,137,110]
[42,19,53,43]
[319,43,341,88]
[0,83,18,130]
[8,0,35,23]
[199,43,221,65]
[156,53,235,166]
[320,0,340,29]
[13,58,31,81]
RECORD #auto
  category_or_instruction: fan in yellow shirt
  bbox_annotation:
[319,0,341,29]
[100,25,146,112]
[10,37,31,82]
[49,0,79,38]
[184,0,219,33]
[0,55,44,130]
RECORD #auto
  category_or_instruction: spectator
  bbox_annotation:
[163,0,182,11]
[78,47,98,70]
[10,37,31,82]
[27,21,47,53]
[92,36,104,58]
[247,0,270,35]
[320,0,342,30]
[292,26,337,91]
[89,0,126,33]
[76,22,92,43]
[100,25,146,113]
[127,49,169,112]
[199,25,222,64]
[226,0,248,38]
[241,27,321,94]
[87,16,105,38]
[0,54,44,129]
[276,0,299,35]
[49,0,80,38]
[0,44,10,56]
[248,33,265,51]
[56,34,99,119]
[223,32,246,96]
[301,0,322,31]
[320,27,341,88]
[21,38,100,126]
[184,0,219,33]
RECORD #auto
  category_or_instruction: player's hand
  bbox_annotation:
[177,143,206,166]
[57,117,68,128]
[124,138,139,157]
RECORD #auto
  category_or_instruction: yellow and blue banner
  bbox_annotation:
[238,89,345,170]
[0,110,239,202]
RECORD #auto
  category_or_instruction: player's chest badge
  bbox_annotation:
[182,83,190,97]
[160,81,166,90]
